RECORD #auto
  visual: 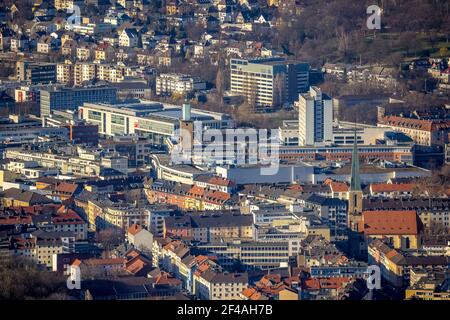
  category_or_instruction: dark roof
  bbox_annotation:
[363,198,450,211]
[82,277,152,298]
[111,82,150,90]
[123,28,139,38]
[305,194,347,207]
[99,167,126,177]
[201,271,248,284]
[2,188,53,205]
[165,211,252,229]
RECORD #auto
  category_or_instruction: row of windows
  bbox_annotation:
[231,70,273,78]
[88,110,102,121]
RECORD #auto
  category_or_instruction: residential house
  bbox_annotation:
[119,28,139,48]
[127,224,153,254]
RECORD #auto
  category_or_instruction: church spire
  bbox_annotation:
[350,129,361,191]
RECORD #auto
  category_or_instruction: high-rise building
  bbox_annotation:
[40,86,117,116]
[296,86,333,146]
[230,57,310,107]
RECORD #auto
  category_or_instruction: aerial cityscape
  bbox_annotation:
[0,0,449,304]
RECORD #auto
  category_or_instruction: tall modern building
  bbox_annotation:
[230,57,310,107]
[296,86,333,146]
[16,61,57,85]
[40,86,117,116]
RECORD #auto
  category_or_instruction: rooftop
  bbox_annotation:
[360,210,422,235]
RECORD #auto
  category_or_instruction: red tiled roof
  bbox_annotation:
[204,190,231,204]
[303,277,351,290]
[330,181,349,192]
[72,259,82,267]
[208,176,235,187]
[54,183,79,195]
[10,236,36,250]
[52,208,84,225]
[323,179,349,192]
[187,185,205,198]
[125,255,151,275]
[370,183,415,193]
[0,215,33,225]
[380,115,450,132]
[127,224,143,236]
[360,210,421,235]
[288,184,303,191]
[241,288,265,300]
[155,272,182,286]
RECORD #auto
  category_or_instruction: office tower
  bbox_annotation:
[230,57,310,107]
[297,86,333,146]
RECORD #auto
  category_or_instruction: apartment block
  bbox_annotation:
[57,62,74,85]
[163,211,253,243]
[156,73,206,96]
[74,63,96,86]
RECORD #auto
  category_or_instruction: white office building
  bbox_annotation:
[297,87,333,146]
[155,73,206,96]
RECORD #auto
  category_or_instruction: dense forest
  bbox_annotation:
[275,0,450,66]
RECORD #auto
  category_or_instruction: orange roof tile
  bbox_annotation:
[55,183,79,194]
[188,185,206,198]
[360,210,421,235]
[208,176,235,187]
[0,215,32,225]
[370,183,416,193]
[127,224,143,236]
[380,115,450,132]
[71,259,82,267]
[241,288,264,300]
[330,181,349,192]
[288,184,303,191]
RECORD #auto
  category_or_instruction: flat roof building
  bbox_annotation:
[79,100,233,145]
[16,61,57,85]
[40,85,117,117]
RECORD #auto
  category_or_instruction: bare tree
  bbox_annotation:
[96,229,125,256]
[215,67,225,104]
[273,73,286,108]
